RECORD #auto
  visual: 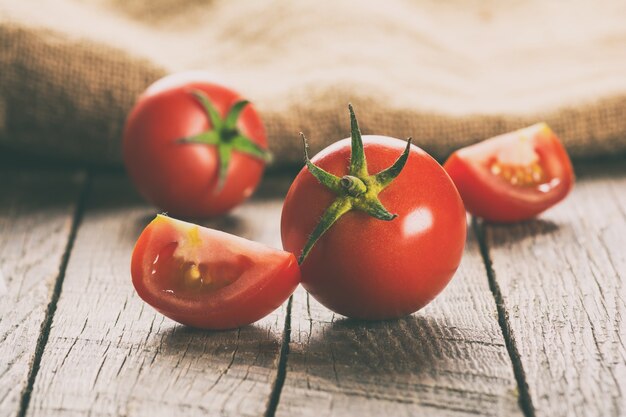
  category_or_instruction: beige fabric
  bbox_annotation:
[1,0,626,167]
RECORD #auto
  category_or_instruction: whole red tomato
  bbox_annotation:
[444,123,574,223]
[281,106,466,320]
[123,72,270,218]
[132,215,300,330]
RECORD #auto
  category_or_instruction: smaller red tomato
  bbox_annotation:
[131,215,300,330]
[444,123,574,223]
[123,72,270,218]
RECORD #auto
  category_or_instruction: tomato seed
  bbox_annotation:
[183,263,203,289]
[490,161,547,187]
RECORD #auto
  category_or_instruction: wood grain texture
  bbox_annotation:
[25,175,290,417]
[483,163,626,417]
[0,170,83,417]
[276,223,523,417]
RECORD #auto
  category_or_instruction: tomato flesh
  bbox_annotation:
[151,241,251,295]
[132,215,300,330]
[444,123,574,223]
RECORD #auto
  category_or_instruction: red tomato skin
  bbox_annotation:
[443,125,574,223]
[131,216,300,330]
[281,136,466,320]
[123,73,267,218]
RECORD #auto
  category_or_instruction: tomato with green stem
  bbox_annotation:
[281,105,466,320]
[123,72,271,218]
[131,215,300,330]
[443,123,574,223]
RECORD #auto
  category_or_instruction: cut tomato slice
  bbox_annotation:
[131,215,300,330]
[444,123,574,223]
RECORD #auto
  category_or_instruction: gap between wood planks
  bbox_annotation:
[16,173,92,417]
[264,296,292,417]
[473,218,536,417]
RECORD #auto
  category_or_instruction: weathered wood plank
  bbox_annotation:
[26,175,289,417]
[276,221,523,416]
[483,162,626,417]
[0,170,83,417]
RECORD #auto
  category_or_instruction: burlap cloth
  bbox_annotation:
[1,0,626,167]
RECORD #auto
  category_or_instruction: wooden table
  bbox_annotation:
[1,161,624,417]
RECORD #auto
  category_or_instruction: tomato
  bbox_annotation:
[131,215,300,330]
[280,106,466,320]
[123,72,270,218]
[443,123,574,223]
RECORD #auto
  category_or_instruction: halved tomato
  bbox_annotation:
[131,215,300,330]
[444,123,574,223]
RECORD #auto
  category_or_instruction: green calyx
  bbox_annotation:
[298,104,412,264]
[178,90,272,191]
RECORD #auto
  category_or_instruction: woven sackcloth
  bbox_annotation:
[1,0,626,166]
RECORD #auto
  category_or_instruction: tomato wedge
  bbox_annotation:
[444,123,574,223]
[131,215,300,330]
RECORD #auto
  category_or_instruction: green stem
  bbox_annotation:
[348,104,368,177]
[340,175,366,197]
[297,104,412,265]
[178,90,271,191]
[298,197,352,264]
[224,100,250,129]
[300,133,342,194]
